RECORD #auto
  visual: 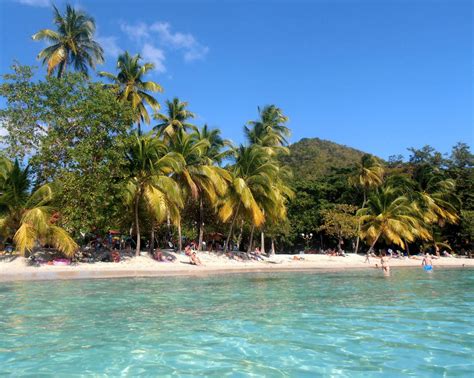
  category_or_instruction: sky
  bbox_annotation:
[0,0,472,159]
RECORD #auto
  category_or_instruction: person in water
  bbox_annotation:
[380,253,390,274]
[422,253,433,271]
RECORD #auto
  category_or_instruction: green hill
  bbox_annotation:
[280,138,367,180]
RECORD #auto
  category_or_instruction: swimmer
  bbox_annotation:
[422,253,433,271]
[380,253,390,275]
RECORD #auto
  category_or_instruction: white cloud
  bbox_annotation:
[120,21,150,41]
[119,20,209,67]
[97,35,122,58]
[14,0,50,7]
[141,43,166,73]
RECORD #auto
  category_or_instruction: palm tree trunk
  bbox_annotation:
[271,238,276,256]
[198,198,204,251]
[137,121,141,135]
[149,221,155,255]
[261,231,265,254]
[57,58,67,79]
[134,195,141,257]
[225,213,238,252]
[355,191,367,254]
[178,219,182,252]
[236,221,244,251]
[247,225,255,253]
[225,202,241,252]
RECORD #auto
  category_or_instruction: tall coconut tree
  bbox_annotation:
[32,4,104,78]
[168,129,230,251]
[99,52,162,133]
[154,98,196,140]
[349,154,385,253]
[244,105,291,252]
[125,133,183,256]
[0,160,77,257]
[358,185,431,252]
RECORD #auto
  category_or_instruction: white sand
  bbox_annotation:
[0,252,472,282]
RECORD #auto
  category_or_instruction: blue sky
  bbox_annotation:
[0,0,472,159]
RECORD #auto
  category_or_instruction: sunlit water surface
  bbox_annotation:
[0,268,473,376]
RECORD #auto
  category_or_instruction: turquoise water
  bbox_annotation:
[0,269,473,376]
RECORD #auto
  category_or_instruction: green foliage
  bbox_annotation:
[318,204,358,243]
[280,138,365,181]
[1,66,135,236]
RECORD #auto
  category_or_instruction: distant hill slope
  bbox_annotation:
[280,138,367,180]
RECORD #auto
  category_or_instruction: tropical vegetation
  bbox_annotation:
[0,3,472,258]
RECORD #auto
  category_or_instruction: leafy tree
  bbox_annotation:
[32,4,104,78]
[1,68,136,234]
[0,160,77,256]
[99,52,162,132]
[318,204,358,251]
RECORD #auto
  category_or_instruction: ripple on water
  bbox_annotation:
[0,268,473,376]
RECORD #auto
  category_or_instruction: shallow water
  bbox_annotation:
[0,268,473,376]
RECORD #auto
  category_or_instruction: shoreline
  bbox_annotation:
[1,253,473,282]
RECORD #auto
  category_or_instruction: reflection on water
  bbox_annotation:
[0,268,473,376]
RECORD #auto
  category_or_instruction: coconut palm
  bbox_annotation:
[32,4,104,78]
[411,165,460,227]
[219,145,280,252]
[99,52,162,132]
[244,105,291,252]
[0,160,77,257]
[125,133,183,256]
[193,124,234,165]
[358,186,431,252]
[168,129,230,251]
[245,105,290,154]
[349,154,385,253]
[154,98,196,140]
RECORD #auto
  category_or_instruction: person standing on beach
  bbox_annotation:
[422,253,433,271]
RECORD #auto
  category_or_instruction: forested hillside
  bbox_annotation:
[280,138,367,180]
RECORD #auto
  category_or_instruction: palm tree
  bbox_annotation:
[244,105,291,252]
[218,145,280,252]
[154,98,196,140]
[245,105,290,155]
[349,154,385,253]
[99,52,162,132]
[358,186,431,253]
[0,160,77,257]
[194,124,234,165]
[32,4,104,78]
[168,129,230,251]
[125,133,183,256]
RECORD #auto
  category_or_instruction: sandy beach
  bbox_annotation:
[0,252,472,282]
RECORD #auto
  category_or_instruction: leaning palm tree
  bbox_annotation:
[125,133,184,256]
[349,154,385,253]
[154,98,196,140]
[0,160,77,257]
[99,52,162,132]
[32,4,104,78]
[358,186,431,252]
[168,129,230,251]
